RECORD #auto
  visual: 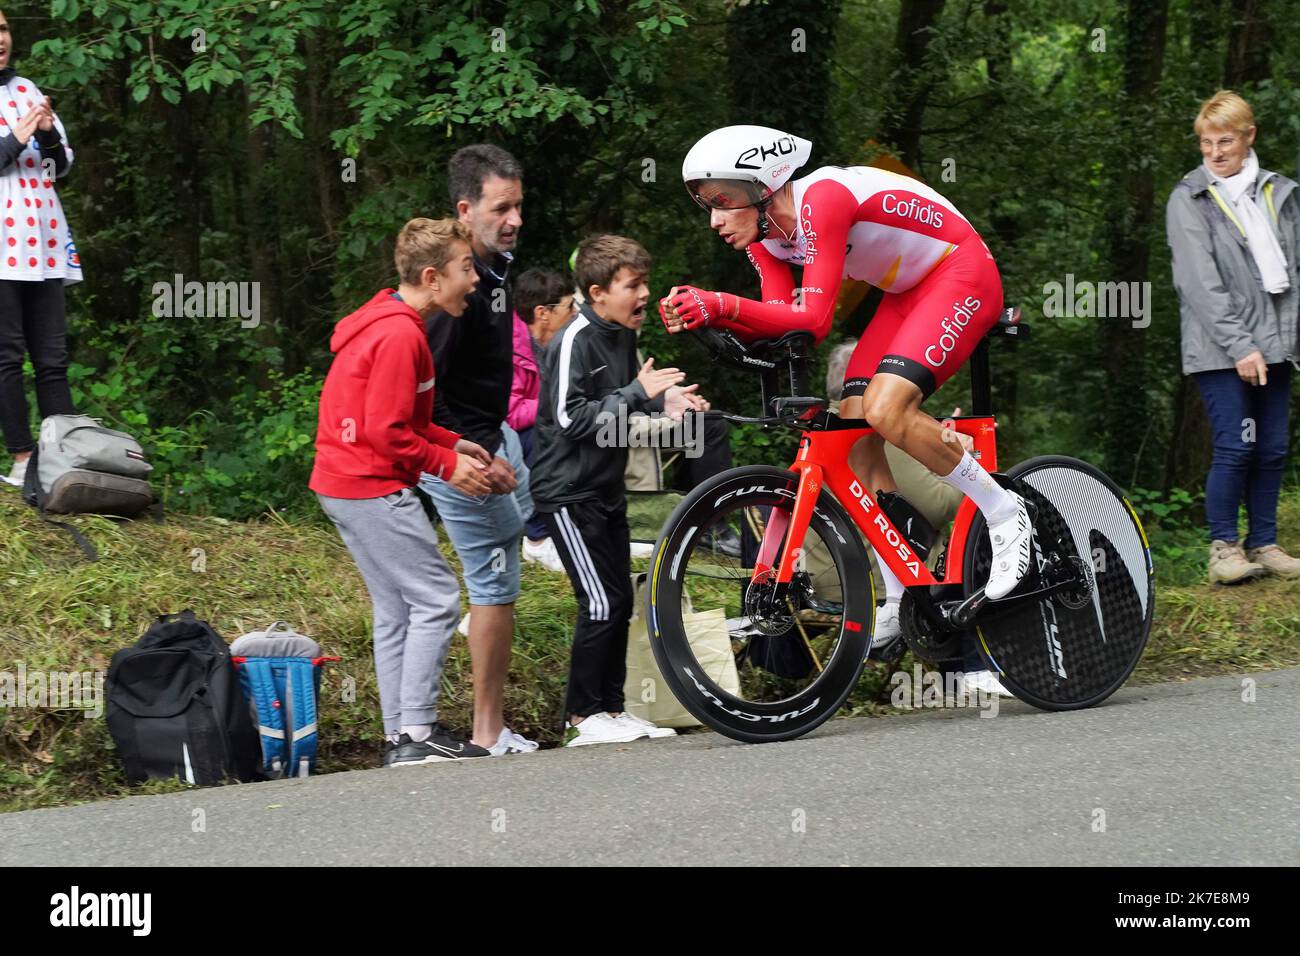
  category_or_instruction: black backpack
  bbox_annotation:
[106,610,262,786]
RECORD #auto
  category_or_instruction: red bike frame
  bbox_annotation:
[753,416,998,590]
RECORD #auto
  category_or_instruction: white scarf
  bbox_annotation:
[1205,149,1290,293]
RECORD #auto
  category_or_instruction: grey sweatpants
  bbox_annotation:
[318,488,461,735]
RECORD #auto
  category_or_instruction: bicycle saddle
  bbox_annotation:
[987,305,1030,339]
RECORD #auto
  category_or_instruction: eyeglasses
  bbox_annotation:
[545,298,576,312]
[1199,135,1242,152]
[686,179,767,211]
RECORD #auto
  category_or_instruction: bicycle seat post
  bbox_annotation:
[786,334,812,399]
[970,338,992,416]
[760,364,779,417]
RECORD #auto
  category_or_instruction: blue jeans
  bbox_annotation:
[419,423,533,605]
[1194,363,1292,549]
[514,425,551,541]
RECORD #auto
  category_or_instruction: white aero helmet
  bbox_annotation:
[682,125,813,213]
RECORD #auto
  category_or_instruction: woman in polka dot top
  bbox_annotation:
[0,8,81,487]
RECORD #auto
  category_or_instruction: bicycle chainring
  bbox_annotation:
[900,592,963,661]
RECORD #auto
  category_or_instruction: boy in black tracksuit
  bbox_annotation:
[531,235,703,746]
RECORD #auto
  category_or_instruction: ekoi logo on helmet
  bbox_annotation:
[735,136,799,170]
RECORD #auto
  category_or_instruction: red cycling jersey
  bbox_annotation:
[701,165,1002,398]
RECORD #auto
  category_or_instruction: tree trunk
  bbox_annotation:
[240,87,283,382]
[1223,0,1271,86]
[982,0,1019,420]
[877,0,947,169]
[1102,0,1169,488]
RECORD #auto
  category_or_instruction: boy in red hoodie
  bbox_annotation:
[311,218,494,767]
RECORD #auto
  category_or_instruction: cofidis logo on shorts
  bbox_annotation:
[66,237,80,268]
[924,296,983,368]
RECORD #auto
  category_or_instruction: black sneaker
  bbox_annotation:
[697,526,742,559]
[387,723,490,767]
[382,737,401,768]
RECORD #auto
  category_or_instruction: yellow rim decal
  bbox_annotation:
[1122,496,1151,551]
[648,538,666,620]
[976,626,1002,676]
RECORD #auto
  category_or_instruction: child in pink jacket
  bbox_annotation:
[510,268,576,569]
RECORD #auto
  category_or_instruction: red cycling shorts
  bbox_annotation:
[841,238,1003,400]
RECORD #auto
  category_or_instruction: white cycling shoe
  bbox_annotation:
[958,669,1014,697]
[985,492,1033,601]
[870,599,902,651]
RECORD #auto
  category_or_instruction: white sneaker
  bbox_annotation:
[487,726,541,756]
[2,458,27,487]
[564,712,649,747]
[985,493,1032,600]
[457,612,471,637]
[629,541,655,558]
[614,712,676,739]
[726,615,765,638]
[522,536,566,573]
[870,599,902,650]
[959,670,1014,697]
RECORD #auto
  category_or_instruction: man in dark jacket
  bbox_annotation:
[418,145,538,757]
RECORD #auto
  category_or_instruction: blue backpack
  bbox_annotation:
[230,623,336,778]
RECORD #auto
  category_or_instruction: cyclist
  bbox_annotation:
[660,125,1033,657]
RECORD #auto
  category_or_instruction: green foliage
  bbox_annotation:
[66,358,322,519]
[1128,486,1204,585]
[2,0,1298,517]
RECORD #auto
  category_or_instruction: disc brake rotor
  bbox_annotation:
[743,569,795,636]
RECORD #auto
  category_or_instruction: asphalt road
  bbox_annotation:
[2,669,1296,866]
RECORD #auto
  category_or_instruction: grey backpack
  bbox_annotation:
[22,414,156,559]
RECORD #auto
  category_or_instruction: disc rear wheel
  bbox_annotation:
[963,456,1154,710]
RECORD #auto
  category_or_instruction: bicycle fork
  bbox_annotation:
[753,464,822,588]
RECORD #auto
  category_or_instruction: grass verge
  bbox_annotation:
[2,486,1295,812]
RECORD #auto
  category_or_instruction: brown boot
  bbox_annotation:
[1245,544,1300,579]
[1208,540,1266,585]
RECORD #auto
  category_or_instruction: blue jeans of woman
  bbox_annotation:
[1194,363,1292,548]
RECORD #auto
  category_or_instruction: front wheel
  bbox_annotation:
[646,466,875,742]
[963,455,1155,710]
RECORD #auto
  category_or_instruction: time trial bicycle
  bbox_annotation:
[646,309,1154,742]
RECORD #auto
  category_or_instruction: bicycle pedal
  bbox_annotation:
[869,636,906,664]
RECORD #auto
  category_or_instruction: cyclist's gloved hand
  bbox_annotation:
[658,295,684,334]
[667,286,738,330]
